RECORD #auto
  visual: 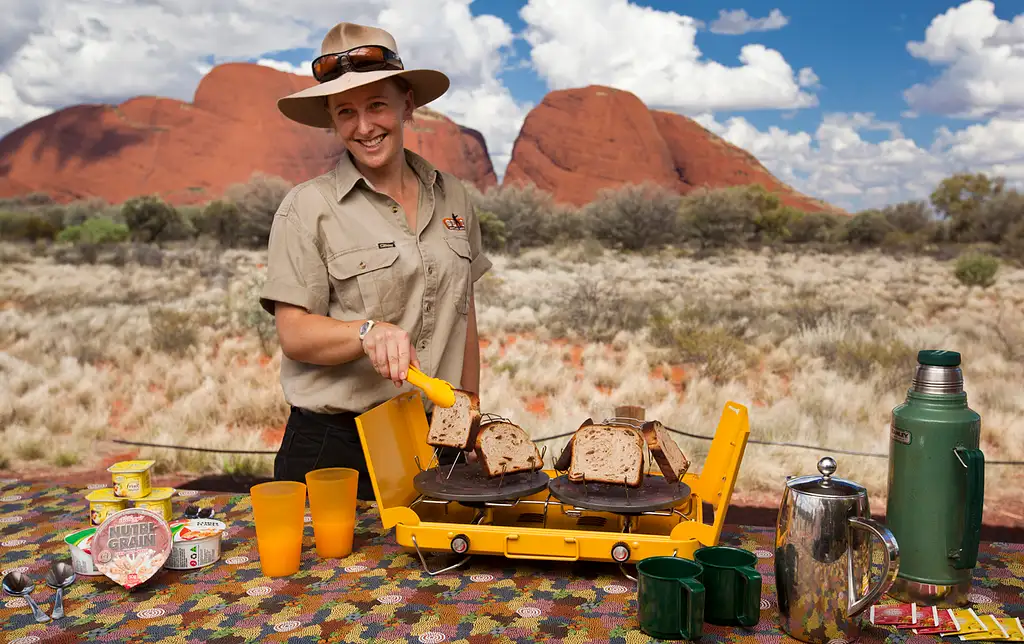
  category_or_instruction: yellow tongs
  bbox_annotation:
[404,365,456,408]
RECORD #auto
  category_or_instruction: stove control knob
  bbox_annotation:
[611,542,631,562]
[451,534,470,555]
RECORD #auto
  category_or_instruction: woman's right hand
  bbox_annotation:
[361,322,419,386]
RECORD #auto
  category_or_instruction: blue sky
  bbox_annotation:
[3,0,1024,212]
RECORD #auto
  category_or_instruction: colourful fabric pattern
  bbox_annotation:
[1,479,1022,643]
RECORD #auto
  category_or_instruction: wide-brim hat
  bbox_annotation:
[277,22,450,129]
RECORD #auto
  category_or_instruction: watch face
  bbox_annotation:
[359,321,370,337]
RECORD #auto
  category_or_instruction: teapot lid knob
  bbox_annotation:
[817,456,837,482]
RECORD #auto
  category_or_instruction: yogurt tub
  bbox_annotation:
[107,460,156,499]
[132,487,175,522]
[64,527,103,576]
[93,507,172,590]
[166,519,227,570]
[85,488,130,526]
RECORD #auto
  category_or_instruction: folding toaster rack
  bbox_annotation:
[356,392,750,579]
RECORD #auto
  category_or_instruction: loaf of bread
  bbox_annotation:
[474,421,543,476]
[641,420,691,483]
[426,390,481,450]
[567,424,645,487]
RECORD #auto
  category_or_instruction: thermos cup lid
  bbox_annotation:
[917,349,961,367]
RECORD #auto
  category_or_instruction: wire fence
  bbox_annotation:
[108,429,1024,466]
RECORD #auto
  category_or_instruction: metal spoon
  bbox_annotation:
[2,571,51,623]
[45,561,76,619]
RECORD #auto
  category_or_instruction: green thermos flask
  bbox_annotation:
[885,349,984,607]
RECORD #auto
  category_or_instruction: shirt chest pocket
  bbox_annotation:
[444,235,472,316]
[327,246,404,323]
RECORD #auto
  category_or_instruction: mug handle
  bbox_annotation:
[734,564,762,627]
[677,577,705,640]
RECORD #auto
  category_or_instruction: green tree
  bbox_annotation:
[930,172,1005,241]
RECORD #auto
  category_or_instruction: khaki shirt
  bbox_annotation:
[259,149,492,414]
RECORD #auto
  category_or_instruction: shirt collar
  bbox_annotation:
[334,148,444,202]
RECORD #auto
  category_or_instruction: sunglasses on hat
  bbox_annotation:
[311,45,404,83]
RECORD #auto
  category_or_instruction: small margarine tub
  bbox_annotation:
[107,460,155,499]
[166,518,227,570]
[132,487,175,522]
[64,527,103,576]
[85,488,130,526]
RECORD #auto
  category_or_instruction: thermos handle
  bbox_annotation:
[953,447,985,570]
[846,517,901,618]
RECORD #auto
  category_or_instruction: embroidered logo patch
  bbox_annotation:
[443,216,465,231]
[378,241,396,248]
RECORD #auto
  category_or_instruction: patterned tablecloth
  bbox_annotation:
[1,479,1022,644]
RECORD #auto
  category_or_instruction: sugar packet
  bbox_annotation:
[960,614,1010,641]
[871,603,919,626]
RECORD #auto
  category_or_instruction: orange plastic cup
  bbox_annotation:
[305,468,359,558]
[250,481,307,577]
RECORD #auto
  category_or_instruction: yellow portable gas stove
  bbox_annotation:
[355,392,750,579]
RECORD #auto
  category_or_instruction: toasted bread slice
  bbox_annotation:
[426,389,481,450]
[641,420,691,483]
[474,421,542,476]
[567,424,645,487]
[554,418,594,471]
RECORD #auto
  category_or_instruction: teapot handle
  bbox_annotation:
[846,517,900,617]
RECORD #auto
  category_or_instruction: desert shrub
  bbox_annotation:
[0,211,59,241]
[679,186,758,249]
[755,205,802,243]
[466,182,570,252]
[62,197,117,227]
[882,200,932,234]
[785,211,844,244]
[477,210,506,252]
[818,337,915,391]
[224,172,292,249]
[148,307,198,356]
[545,277,651,342]
[648,308,750,382]
[56,217,129,244]
[954,252,999,288]
[235,273,278,357]
[971,190,1024,244]
[1003,219,1024,260]
[196,200,242,247]
[122,195,189,243]
[843,210,895,246]
[582,182,682,250]
[930,172,1005,242]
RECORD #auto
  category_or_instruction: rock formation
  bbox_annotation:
[0,63,496,205]
[503,85,834,212]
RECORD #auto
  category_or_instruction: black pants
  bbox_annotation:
[273,406,462,501]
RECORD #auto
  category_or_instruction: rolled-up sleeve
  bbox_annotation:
[466,201,493,283]
[259,202,329,316]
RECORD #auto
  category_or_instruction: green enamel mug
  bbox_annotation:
[636,556,705,640]
[693,545,762,627]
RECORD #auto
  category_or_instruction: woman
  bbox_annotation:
[259,22,492,501]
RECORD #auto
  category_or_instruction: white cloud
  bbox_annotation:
[0,0,528,178]
[904,0,1024,118]
[694,111,1024,211]
[519,0,817,112]
[255,58,312,76]
[709,9,789,35]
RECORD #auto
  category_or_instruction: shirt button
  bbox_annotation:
[359,261,366,269]
[391,206,398,213]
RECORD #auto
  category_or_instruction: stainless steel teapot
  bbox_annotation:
[775,457,900,644]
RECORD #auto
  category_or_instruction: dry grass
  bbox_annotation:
[1,241,1022,512]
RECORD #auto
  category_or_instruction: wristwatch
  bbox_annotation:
[358,320,375,342]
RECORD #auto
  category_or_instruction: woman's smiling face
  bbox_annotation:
[327,78,414,170]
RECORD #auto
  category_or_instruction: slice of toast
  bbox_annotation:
[567,424,645,487]
[426,390,481,450]
[641,420,691,483]
[554,418,593,471]
[474,421,543,476]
